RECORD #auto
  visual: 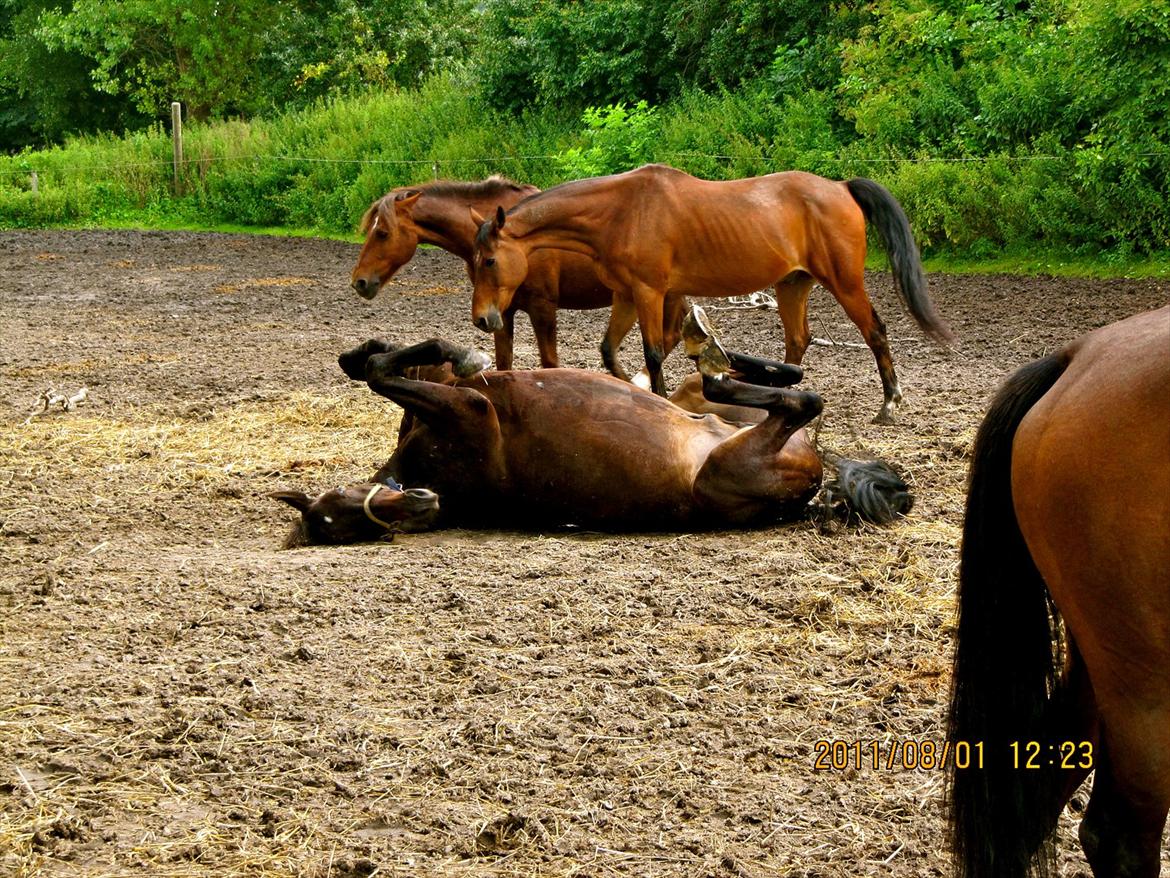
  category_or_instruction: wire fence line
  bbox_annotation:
[10,149,1169,179]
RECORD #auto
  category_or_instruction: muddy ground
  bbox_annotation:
[0,229,1165,877]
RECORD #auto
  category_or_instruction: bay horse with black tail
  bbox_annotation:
[470,164,953,423]
[271,310,913,542]
[351,177,684,378]
[947,304,1170,877]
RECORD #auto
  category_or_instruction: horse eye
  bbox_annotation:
[484,257,496,267]
[375,228,389,240]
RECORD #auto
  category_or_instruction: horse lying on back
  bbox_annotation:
[272,310,912,544]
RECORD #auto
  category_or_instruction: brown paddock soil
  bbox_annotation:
[0,229,1166,878]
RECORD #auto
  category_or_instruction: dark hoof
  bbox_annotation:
[872,409,897,426]
[798,390,825,421]
[452,348,492,378]
[682,305,732,376]
[364,352,396,383]
[339,339,395,380]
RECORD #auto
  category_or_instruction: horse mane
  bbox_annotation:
[359,176,537,235]
[282,519,310,549]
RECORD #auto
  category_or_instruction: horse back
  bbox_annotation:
[608,168,866,295]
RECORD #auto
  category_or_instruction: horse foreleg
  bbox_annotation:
[774,274,815,364]
[631,284,668,396]
[601,293,637,382]
[527,299,561,369]
[363,337,491,380]
[338,338,401,380]
[662,294,687,360]
[725,350,804,388]
[494,309,516,371]
[366,373,508,499]
[364,369,499,443]
[692,375,825,523]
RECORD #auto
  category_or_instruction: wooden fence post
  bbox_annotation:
[171,102,183,195]
[30,171,38,195]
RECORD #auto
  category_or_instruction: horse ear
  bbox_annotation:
[494,205,506,229]
[394,190,421,211]
[269,490,312,512]
[469,207,486,227]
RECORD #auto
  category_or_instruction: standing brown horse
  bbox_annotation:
[351,177,683,378]
[470,164,953,423]
[947,305,1170,877]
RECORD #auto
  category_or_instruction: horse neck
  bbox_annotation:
[508,182,615,260]
[408,196,480,262]
[412,187,537,263]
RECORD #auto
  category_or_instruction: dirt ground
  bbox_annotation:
[0,229,1166,877]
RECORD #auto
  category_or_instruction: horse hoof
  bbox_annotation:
[872,409,897,426]
[453,349,492,378]
[683,305,732,376]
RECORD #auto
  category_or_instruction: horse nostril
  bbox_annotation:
[474,316,489,332]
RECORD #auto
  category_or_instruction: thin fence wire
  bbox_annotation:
[11,150,1169,178]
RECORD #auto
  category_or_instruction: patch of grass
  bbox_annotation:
[921,248,1170,279]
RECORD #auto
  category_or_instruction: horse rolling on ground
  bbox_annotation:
[271,308,913,543]
[351,176,685,379]
[947,305,1170,877]
[469,163,954,423]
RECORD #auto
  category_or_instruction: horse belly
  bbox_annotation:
[666,218,797,297]
[504,428,709,528]
[495,381,725,528]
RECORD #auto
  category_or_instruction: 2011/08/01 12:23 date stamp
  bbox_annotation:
[811,739,1094,771]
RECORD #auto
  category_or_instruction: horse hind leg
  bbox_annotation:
[1078,723,1170,877]
[821,273,903,425]
[601,293,637,382]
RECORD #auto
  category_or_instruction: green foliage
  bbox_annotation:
[1,0,1167,260]
[556,101,661,177]
[37,0,276,121]
[0,0,146,148]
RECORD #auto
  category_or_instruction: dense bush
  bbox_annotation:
[1,0,1167,258]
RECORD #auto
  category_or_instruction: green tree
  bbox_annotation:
[37,0,277,121]
[0,0,144,149]
[260,0,476,107]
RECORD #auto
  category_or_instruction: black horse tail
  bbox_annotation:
[823,456,914,524]
[845,177,954,345]
[946,351,1071,878]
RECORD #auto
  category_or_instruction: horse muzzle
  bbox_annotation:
[398,488,441,531]
[352,276,381,300]
[474,308,504,334]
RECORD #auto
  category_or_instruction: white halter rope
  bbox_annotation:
[362,484,396,531]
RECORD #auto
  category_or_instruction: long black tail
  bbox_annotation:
[845,178,953,344]
[946,352,1071,878]
[823,456,914,525]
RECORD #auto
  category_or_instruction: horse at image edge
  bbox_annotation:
[947,304,1170,877]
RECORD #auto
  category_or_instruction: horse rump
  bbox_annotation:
[947,351,1072,878]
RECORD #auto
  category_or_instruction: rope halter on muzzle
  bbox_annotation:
[362,483,397,531]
